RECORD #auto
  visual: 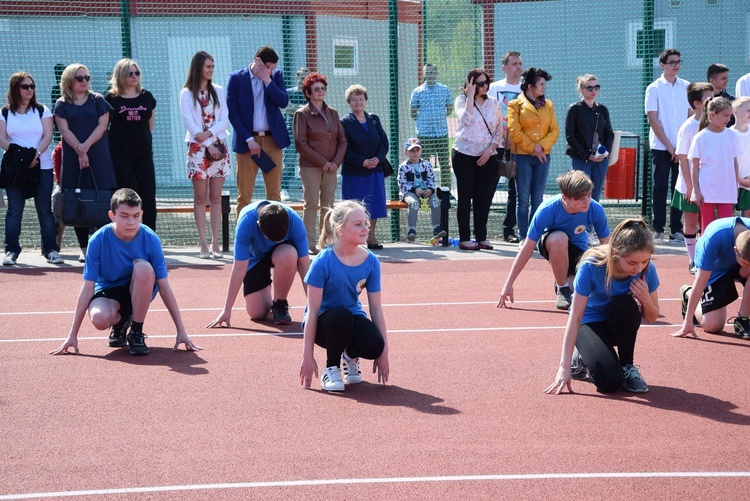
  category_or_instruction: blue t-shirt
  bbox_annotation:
[234,201,308,269]
[83,224,168,295]
[303,246,381,325]
[574,258,659,324]
[694,217,750,285]
[527,195,610,251]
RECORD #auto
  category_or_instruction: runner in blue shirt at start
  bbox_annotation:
[50,188,202,356]
[208,201,310,327]
[498,170,610,310]
[673,217,750,340]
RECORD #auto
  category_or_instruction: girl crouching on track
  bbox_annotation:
[545,218,659,394]
[300,200,389,391]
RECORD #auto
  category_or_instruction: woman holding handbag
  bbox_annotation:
[340,84,389,250]
[53,64,117,263]
[180,51,231,259]
[105,58,158,231]
[1,72,60,266]
[452,68,503,250]
[508,67,559,247]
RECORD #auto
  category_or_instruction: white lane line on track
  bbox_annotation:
[2,471,750,499]
[0,298,682,316]
[0,322,692,344]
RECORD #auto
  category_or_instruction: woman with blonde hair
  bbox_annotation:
[53,63,117,262]
[105,59,158,230]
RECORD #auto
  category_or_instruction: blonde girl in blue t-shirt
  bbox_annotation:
[545,218,659,395]
[300,200,389,391]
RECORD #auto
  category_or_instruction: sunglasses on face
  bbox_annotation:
[311,86,327,92]
[128,71,141,77]
[474,80,488,87]
[584,85,601,92]
[19,84,36,91]
[74,75,91,82]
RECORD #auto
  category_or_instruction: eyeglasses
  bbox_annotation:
[474,80,489,87]
[311,86,327,92]
[74,75,91,82]
[665,59,683,67]
[19,84,36,91]
[583,85,601,92]
[128,71,141,78]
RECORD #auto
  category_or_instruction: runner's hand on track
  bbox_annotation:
[497,285,514,308]
[174,332,203,351]
[300,357,318,389]
[544,367,573,395]
[206,311,231,328]
[49,336,79,355]
[373,353,389,384]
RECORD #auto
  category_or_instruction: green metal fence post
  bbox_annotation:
[388,0,400,242]
[640,0,655,223]
[120,0,132,59]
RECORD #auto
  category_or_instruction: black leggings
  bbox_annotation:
[576,295,641,393]
[112,154,157,231]
[315,307,385,368]
[451,150,498,242]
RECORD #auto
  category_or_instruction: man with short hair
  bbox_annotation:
[489,51,524,243]
[208,201,309,327]
[410,64,453,189]
[645,48,691,244]
[227,46,290,215]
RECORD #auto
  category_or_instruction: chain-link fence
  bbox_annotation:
[1,0,749,248]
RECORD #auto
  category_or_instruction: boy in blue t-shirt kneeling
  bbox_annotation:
[498,170,611,311]
[51,189,201,356]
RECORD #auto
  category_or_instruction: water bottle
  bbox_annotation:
[449,238,459,247]
[595,145,609,159]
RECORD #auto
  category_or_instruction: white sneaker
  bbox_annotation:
[652,232,664,245]
[518,239,526,250]
[280,189,290,202]
[46,250,64,264]
[588,233,600,247]
[3,252,17,266]
[342,351,362,384]
[321,366,345,391]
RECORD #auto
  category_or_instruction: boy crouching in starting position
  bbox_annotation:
[51,188,202,356]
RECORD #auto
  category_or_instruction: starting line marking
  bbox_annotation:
[2,471,749,499]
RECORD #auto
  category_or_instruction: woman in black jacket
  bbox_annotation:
[565,74,614,202]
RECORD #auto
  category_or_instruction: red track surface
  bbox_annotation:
[2,252,750,499]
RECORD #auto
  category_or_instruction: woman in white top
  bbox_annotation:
[452,68,503,250]
[0,72,59,266]
[179,51,231,259]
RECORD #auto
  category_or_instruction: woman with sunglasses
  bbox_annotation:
[565,75,614,207]
[0,72,61,266]
[105,59,157,231]
[293,72,347,255]
[54,64,117,263]
[452,68,503,250]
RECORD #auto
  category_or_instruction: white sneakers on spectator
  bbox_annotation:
[3,252,17,266]
[46,250,64,264]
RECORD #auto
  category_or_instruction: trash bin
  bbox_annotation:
[604,147,636,200]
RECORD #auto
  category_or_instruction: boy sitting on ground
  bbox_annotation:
[497,170,611,310]
[398,137,446,242]
[51,188,201,355]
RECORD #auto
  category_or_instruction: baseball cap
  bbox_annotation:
[404,137,422,151]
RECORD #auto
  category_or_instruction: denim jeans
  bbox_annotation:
[571,157,609,202]
[4,169,58,257]
[515,154,551,239]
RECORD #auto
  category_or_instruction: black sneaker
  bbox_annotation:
[108,315,131,347]
[433,227,447,239]
[127,330,149,355]
[731,315,750,340]
[570,348,588,380]
[407,229,416,242]
[680,284,699,326]
[503,234,520,243]
[555,285,573,310]
[272,299,291,325]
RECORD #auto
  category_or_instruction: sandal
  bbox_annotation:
[477,241,494,250]
[458,242,480,251]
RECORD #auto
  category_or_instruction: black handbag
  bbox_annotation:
[62,168,112,228]
[495,149,517,179]
[381,157,394,178]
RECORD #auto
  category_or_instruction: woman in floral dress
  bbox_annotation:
[179,51,231,258]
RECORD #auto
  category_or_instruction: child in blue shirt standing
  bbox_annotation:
[51,189,201,356]
[398,137,445,242]
[546,219,659,394]
[498,170,610,310]
[300,200,389,391]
